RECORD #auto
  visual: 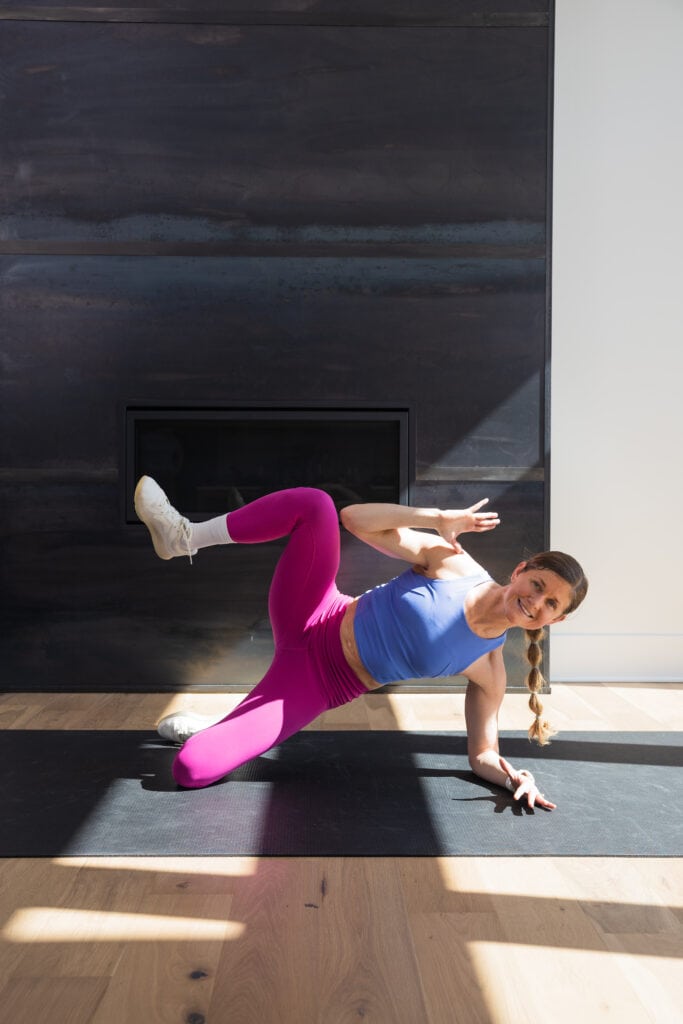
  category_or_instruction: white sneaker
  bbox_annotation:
[156,711,221,744]
[134,476,197,561]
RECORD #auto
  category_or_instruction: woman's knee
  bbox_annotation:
[172,744,217,789]
[293,486,334,508]
[293,487,337,524]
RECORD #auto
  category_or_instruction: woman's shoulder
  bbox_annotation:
[417,546,489,582]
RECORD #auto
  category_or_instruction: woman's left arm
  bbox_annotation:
[466,650,557,811]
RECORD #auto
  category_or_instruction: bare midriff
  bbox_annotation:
[340,598,383,692]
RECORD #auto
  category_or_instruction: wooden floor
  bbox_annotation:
[1,685,681,1024]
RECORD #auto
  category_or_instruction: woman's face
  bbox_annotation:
[504,564,574,629]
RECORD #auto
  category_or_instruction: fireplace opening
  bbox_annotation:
[124,406,412,524]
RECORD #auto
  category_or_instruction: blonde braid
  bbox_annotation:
[525,628,557,745]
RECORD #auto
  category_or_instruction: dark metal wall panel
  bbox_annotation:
[0,5,553,693]
[2,22,549,245]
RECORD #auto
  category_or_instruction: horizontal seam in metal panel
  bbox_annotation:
[0,11,550,28]
[417,468,545,482]
[0,243,547,259]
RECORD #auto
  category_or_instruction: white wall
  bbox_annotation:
[550,0,683,681]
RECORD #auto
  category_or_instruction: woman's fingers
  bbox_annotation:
[469,498,499,528]
[499,755,555,811]
[471,505,500,530]
[534,794,557,811]
[474,515,500,531]
[521,783,556,812]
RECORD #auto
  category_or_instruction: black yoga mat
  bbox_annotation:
[2,730,681,857]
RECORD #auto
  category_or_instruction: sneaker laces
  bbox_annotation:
[177,517,194,564]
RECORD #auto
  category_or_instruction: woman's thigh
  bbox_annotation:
[228,488,342,646]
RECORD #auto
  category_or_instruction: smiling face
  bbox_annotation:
[504,563,574,630]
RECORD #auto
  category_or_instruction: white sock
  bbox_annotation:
[190,515,234,550]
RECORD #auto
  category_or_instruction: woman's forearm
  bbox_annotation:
[340,502,443,536]
[470,748,512,789]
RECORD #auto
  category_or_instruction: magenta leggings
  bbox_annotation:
[172,488,368,788]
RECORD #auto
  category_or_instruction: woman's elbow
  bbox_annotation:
[340,504,361,533]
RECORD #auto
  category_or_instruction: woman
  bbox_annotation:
[135,477,587,809]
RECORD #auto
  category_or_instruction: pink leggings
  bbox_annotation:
[173,488,369,788]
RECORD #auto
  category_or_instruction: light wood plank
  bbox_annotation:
[0,976,108,1024]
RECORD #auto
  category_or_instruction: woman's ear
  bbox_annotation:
[511,561,527,580]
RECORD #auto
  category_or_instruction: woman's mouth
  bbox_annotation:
[518,598,534,620]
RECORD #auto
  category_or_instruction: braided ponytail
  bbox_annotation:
[525,627,557,745]
[520,550,588,746]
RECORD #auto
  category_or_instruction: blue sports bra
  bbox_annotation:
[353,568,507,684]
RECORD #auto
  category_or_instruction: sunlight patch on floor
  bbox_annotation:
[469,941,679,1024]
[3,907,245,943]
[52,856,259,876]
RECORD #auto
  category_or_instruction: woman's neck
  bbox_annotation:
[465,580,510,638]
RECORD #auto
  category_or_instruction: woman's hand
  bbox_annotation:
[437,499,500,553]
[499,756,556,811]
